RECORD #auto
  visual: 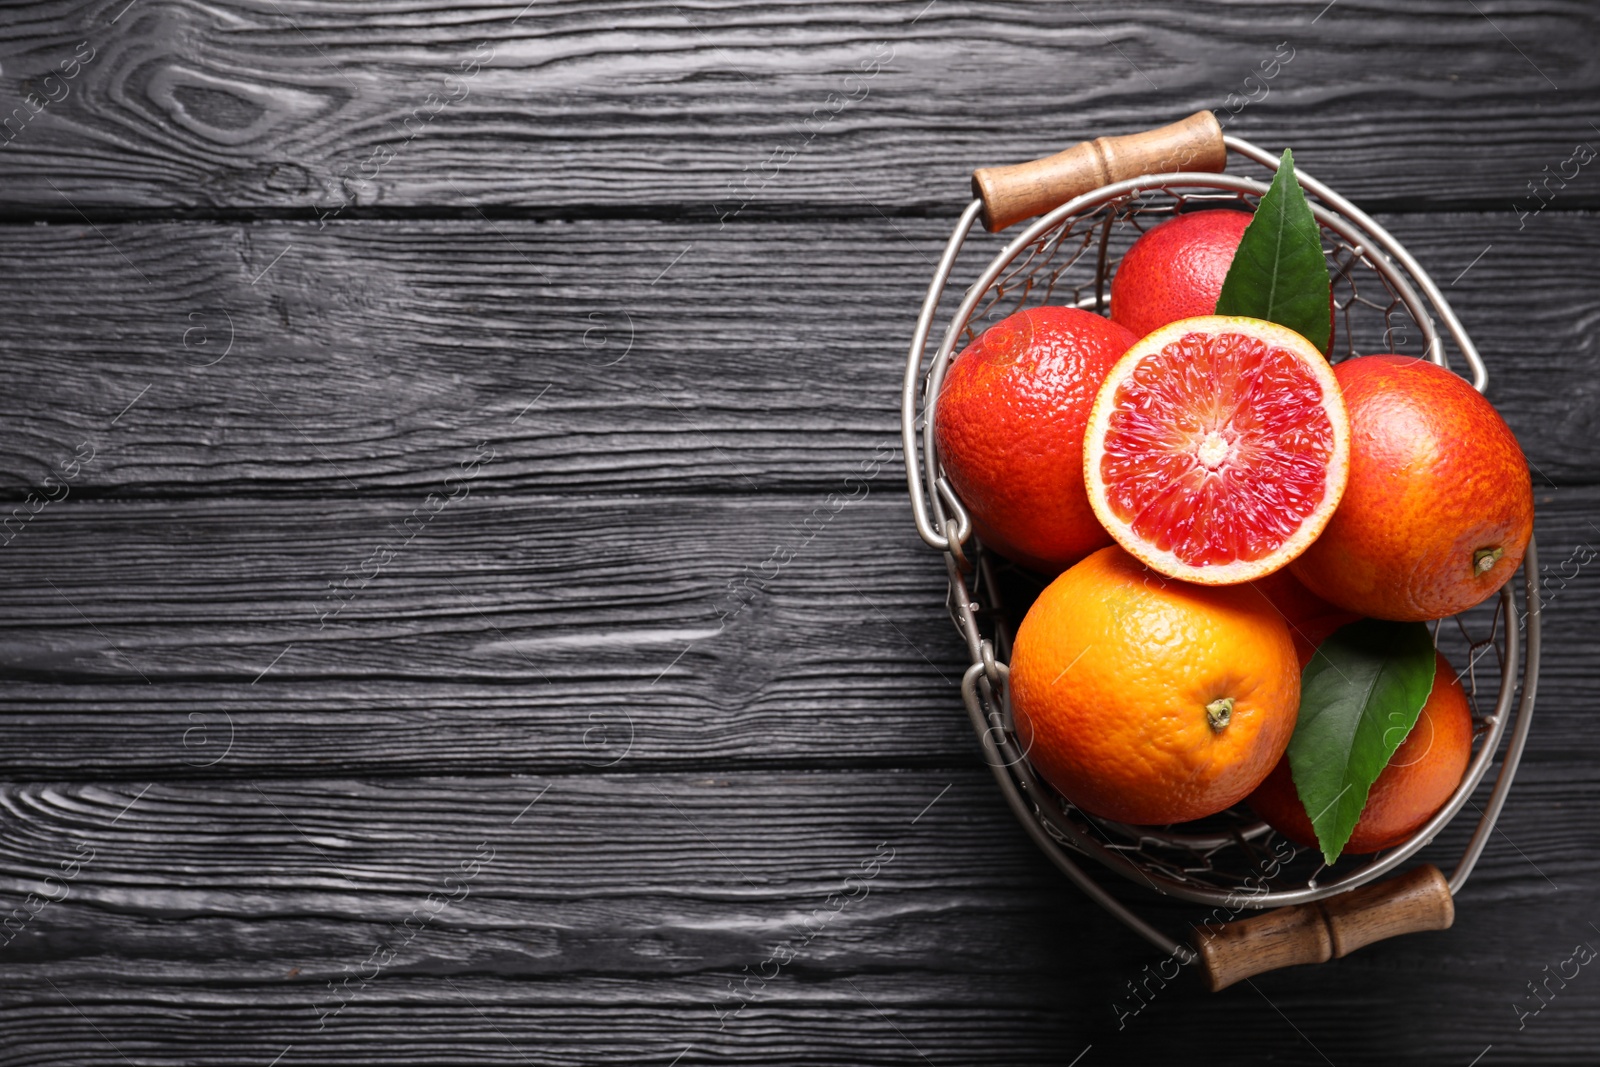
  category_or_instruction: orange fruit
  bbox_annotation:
[1247,569,1360,655]
[1277,612,1370,672]
[935,306,1137,572]
[1248,569,1347,629]
[1248,647,1473,854]
[1290,356,1534,621]
[1110,210,1253,338]
[1110,208,1337,347]
[1083,316,1350,585]
[1009,545,1299,825]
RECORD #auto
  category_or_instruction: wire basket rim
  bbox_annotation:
[900,134,1541,956]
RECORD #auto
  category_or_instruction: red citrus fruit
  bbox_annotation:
[1110,210,1252,339]
[1110,208,1336,347]
[935,306,1137,572]
[1249,569,1345,628]
[1247,569,1360,653]
[1010,545,1299,825]
[1083,316,1350,585]
[1290,356,1534,621]
[1248,646,1474,854]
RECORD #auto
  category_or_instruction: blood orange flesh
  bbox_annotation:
[1083,316,1350,585]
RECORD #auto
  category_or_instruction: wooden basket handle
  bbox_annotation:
[1191,864,1456,992]
[971,110,1227,233]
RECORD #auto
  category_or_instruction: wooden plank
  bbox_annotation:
[0,486,1590,775]
[0,493,964,773]
[0,210,1593,498]
[0,768,1592,1063]
[0,5,1592,1063]
[1,1,1596,214]
[1,979,1595,1066]
[0,770,1584,962]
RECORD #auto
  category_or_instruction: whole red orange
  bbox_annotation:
[935,306,1136,572]
[1248,647,1473,854]
[1109,210,1252,338]
[1290,356,1534,621]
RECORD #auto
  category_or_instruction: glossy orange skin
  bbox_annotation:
[1110,210,1252,338]
[1290,356,1534,621]
[1010,546,1299,825]
[1110,209,1336,347]
[935,306,1137,573]
[1248,649,1473,854]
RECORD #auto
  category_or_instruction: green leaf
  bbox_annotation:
[1288,619,1437,865]
[1214,148,1333,353]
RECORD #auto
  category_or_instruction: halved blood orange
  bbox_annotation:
[1083,316,1350,585]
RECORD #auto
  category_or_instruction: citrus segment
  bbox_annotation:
[1083,316,1349,585]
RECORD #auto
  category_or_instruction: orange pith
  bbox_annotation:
[1084,316,1349,585]
[1009,545,1300,825]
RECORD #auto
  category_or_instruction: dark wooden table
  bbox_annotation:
[0,1,1596,1063]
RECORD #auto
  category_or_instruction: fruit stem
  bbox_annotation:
[1473,546,1505,576]
[1205,697,1234,731]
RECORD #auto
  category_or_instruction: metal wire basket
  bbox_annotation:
[899,113,1541,990]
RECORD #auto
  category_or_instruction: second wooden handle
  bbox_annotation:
[971,110,1227,232]
[1191,864,1456,992]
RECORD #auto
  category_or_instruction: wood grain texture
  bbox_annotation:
[1,1,1597,1062]
[1193,865,1457,991]
[0,493,968,775]
[0,978,1596,1066]
[0,210,1594,498]
[0,486,1591,777]
[0,769,1592,1064]
[0,1,1596,215]
[972,110,1227,231]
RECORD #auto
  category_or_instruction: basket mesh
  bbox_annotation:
[967,184,1424,360]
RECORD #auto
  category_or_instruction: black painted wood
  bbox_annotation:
[1,1,1597,1064]
[0,768,1592,1064]
[0,489,1593,779]
[0,766,1591,942]
[0,1,1596,214]
[0,211,1596,497]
